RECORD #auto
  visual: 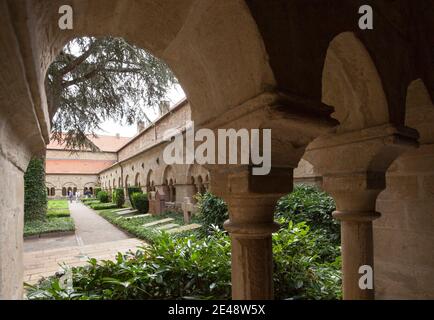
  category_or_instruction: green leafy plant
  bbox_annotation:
[275,185,340,244]
[90,203,118,210]
[24,157,48,221]
[26,186,342,300]
[195,192,228,235]
[94,188,102,197]
[131,193,148,213]
[112,188,125,208]
[26,229,232,300]
[97,191,109,203]
[127,187,142,208]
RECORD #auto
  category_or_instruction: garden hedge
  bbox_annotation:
[24,157,48,221]
[131,192,149,213]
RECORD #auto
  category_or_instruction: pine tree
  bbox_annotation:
[46,36,177,150]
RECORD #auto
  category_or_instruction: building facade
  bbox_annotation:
[46,100,210,209]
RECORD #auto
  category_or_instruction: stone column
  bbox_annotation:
[323,175,383,299]
[306,124,419,299]
[224,194,280,299]
[210,166,293,300]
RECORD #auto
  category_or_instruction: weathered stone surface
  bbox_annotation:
[167,224,202,234]
[155,223,179,230]
[143,218,174,228]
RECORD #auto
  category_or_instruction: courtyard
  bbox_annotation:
[0,0,433,303]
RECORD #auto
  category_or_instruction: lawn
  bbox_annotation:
[24,199,75,237]
[47,199,70,218]
[91,205,200,243]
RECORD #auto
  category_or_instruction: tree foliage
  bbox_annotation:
[24,157,48,221]
[46,37,177,150]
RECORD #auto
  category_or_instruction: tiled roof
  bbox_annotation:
[47,134,131,152]
[46,159,116,174]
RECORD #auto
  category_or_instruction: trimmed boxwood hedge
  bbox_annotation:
[127,186,142,208]
[112,188,125,208]
[131,192,148,213]
[97,191,109,203]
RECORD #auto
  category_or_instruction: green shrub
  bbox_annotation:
[90,203,118,210]
[112,188,125,208]
[127,187,142,208]
[97,191,109,203]
[26,229,231,300]
[275,184,340,244]
[24,217,75,237]
[131,193,148,213]
[273,220,341,299]
[94,188,102,197]
[195,192,228,234]
[26,223,341,300]
[24,157,48,221]
[26,186,342,300]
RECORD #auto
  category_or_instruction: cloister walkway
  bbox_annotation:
[24,202,144,285]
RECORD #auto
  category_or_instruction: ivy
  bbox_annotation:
[24,157,48,221]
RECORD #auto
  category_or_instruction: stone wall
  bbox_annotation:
[373,80,434,299]
[46,149,117,161]
[45,174,99,198]
[99,102,209,208]
[117,101,191,162]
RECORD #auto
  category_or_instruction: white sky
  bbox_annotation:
[95,84,185,137]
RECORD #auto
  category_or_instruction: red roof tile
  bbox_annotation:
[46,159,116,174]
[47,134,131,152]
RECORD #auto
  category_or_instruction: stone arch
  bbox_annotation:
[134,172,141,187]
[405,79,434,144]
[322,32,390,133]
[187,164,209,194]
[146,170,155,192]
[162,165,176,186]
[30,0,275,132]
[125,175,130,188]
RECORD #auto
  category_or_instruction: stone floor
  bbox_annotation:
[24,202,145,285]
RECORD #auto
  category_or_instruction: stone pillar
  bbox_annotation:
[306,124,419,299]
[210,166,293,300]
[323,175,383,299]
[224,194,280,299]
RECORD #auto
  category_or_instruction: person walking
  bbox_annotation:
[76,190,81,202]
[68,190,73,203]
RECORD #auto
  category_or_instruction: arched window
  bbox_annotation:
[62,187,67,196]
[89,187,93,195]
[50,187,55,196]
[46,187,50,195]
[73,187,77,195]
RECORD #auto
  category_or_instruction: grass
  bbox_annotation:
[24,199,75,237]
[47,199,70,218]
[90,202,119,210]
[95,208,200,243]
[24,218,75,237]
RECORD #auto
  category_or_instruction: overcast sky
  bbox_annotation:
[95,84,185,137]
